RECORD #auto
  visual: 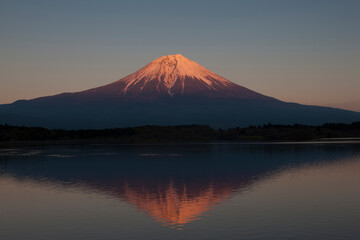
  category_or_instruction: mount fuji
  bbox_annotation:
[0,54,359,129]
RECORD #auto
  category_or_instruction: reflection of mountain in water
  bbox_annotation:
[122,179,235,226]
[1,143,359,227]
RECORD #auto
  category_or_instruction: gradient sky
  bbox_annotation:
[1,0,359,111]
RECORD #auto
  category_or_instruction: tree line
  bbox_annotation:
[1,122,360,142]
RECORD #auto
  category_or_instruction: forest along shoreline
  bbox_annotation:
[1,122,360,147]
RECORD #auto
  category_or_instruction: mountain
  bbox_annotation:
[82,54,270,100]
[0,54,359,129]
[26,54,272,103]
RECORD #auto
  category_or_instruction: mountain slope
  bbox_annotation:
[0,54,359,129]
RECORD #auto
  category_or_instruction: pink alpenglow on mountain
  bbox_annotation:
[83,54,267,100]
[0,54,359,129]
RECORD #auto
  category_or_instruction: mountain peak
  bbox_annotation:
[139,54,217,81]
[84,54,267,100]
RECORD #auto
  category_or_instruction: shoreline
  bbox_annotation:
[1,138,360,148]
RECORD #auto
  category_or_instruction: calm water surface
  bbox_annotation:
[1,142,360,240]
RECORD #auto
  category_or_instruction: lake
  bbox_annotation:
[1,142,360,240]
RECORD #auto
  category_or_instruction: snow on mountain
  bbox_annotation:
[82,54,268,100]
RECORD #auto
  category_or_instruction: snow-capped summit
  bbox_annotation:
[83,54,267,100]
[124,54,230,88]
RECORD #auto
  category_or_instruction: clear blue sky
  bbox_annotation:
[1,0,359,111]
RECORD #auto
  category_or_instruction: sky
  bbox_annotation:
[1,0,359,111]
